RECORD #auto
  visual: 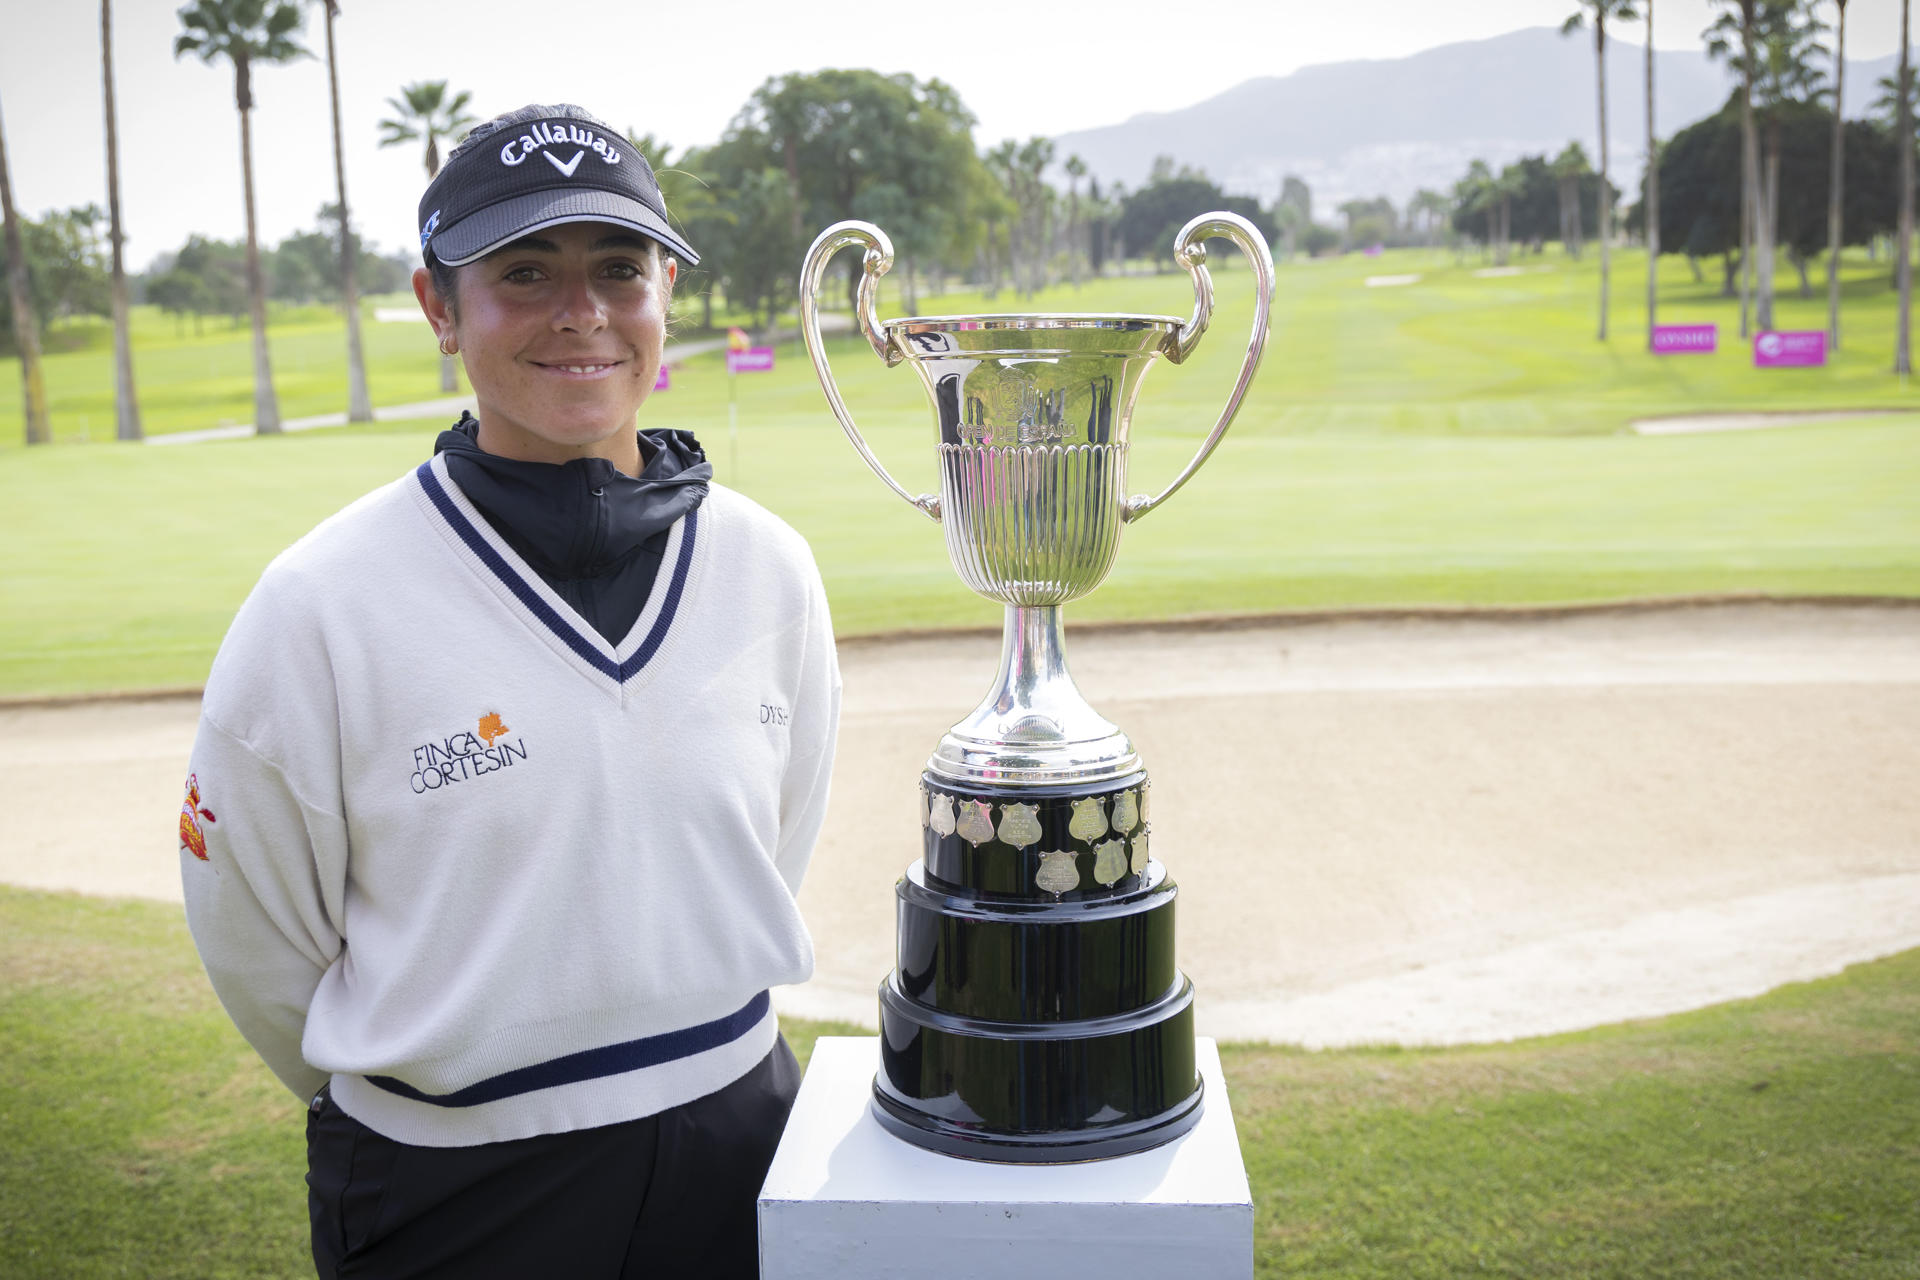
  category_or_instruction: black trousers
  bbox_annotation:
[306,1038,800,1279]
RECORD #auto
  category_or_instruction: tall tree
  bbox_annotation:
[1897,0,1913,375]
[101,0,140,440]
[1408,188,1450,244]
[1756,2,1830,325]
[1455,159,1498,259]
[317,2,369,422]
[1552,142,1593,256]
[1563,0,1639,340]
[1707,1,1762,336]
[1064,154,1087,287]
[377,81,476,181]
[175,0,307,436]
[1645,0,1662,348]
[1493,167,1522,263]
[0,93,49,445]
[1827,0,1848,348]
[378,80,474,392]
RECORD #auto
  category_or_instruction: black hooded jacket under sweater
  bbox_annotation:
[433,413,712,645]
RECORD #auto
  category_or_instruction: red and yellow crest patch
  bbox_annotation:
[179,773,217,861]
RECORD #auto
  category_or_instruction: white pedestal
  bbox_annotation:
[757,1036,1252,1279]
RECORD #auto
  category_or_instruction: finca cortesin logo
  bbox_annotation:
[179,773,218,861]
[498,121,623,176]
[410,712,529,794]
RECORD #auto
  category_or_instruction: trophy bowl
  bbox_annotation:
[801,213,1274,1161]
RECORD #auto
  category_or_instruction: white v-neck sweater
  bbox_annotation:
[180,456,840,1146]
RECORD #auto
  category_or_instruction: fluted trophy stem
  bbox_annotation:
[930,605,1138,787]
[997,605,1070,709]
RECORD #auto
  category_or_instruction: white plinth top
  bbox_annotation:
[758,1036,1252,1279]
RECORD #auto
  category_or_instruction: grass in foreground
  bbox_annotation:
[1,886,1914,1278]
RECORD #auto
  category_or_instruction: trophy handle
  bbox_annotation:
[799,220,942,522]
[1124,211,1276,523]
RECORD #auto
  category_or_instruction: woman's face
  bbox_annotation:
[415,221,675,468]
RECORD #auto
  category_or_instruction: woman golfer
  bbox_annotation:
[180,103,840,1278]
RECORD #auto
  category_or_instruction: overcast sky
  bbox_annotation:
[0,0,1905,271]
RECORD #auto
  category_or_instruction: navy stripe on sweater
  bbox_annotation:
[365,991,772,1108]
[415,460,697,683]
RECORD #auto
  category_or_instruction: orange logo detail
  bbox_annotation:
[179,773,217,862]
[477,712,510,746]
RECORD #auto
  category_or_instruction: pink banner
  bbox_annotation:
[1753,331,1827,368]
[653,364,670,391]
[727,346,775,374]
[1651,324,1716,354]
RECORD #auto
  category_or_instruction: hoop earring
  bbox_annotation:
[439,334,459,357]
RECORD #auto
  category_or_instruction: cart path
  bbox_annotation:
[6,601,1916,1047]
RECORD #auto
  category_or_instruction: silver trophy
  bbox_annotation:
[801,213,1273,1161]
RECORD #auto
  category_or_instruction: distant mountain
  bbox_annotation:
[1053,27,1897,218]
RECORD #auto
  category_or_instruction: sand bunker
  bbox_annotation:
[6,601,1916,1047]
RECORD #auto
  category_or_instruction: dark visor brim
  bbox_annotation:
[428,188,699,267]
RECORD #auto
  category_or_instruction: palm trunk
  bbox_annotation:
[1645,0,1659,350]
[1739,6,1758,340]
[324,3,371,422]
[1595,17,1611,341]
[1827,0,1847,349]
[234,57,280,434]
[1897,0,1913,375]
[0,94,49,445]
[1757,122,1778,331]
[101,0,140,440]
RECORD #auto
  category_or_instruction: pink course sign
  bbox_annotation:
[1652,324,1716,354]
[653,364,670,391]
[726,346,775,374]
[1754,331,1827,368]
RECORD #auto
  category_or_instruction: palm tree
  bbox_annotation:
[1828,0,1848,349]
[1897,0,1913,376]
[1456,160,1497,260]
[1756,4,1829,318]
[1408,189,1450,245]
[379,81,474,393]
[1064,154,1087,287]
[0,92,49,445]
[1551,142,1592,257]
[1495,163,1527,264]
[1644,0,1661,348]
[378,81,476,180]
[1707,1,1764,337]
[317,2,370,422]
[175,0,307,436]
[1563,0,1639,341]
[101,0,140,440]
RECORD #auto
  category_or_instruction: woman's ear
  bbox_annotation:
[414,266,455,347]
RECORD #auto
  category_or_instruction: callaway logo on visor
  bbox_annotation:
[497,121,623,176]
[416,108,700,268]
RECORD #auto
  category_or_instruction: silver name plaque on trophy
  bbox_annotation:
[800,212,1274,1162]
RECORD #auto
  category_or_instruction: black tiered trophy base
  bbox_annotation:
[874,770,1202,1163]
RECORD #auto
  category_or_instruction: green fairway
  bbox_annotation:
[1,885,1913,1279]
[2,245,1917,697]
[3,245,1917,447]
